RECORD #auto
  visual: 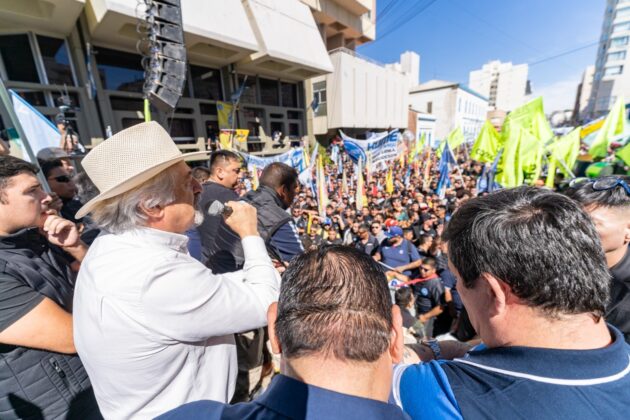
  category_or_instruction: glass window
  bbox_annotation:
[259,78,279,106]
[611,36,629,47]
[270,121,284,136]
[281,82,298,107]
[168,118,195,141]
[238,75,257,104]
[604,65,624,76]
[613,21,630,32]
[608,51,627,62]
[617,6,630,17]
[190,65,222,100]
[313,81,327,116]
[0,34,39,83]
[288,122,300,137]
[95,46,145,92]
[36,35,74,86]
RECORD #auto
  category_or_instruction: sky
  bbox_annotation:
[357,0,605,113]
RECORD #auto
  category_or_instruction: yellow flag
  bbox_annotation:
[356,158,365,211]
[217,101,234,130]
[234,129,249,143]
[471,121,500,163]
[437,127,465,157]
[219,130,232,150]
[317,155,328,217]
[503,97,553,143]
[386,167,394,194]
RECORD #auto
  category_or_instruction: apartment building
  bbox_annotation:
[469,60,529,112]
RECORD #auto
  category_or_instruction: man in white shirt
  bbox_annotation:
[72,122,280,419]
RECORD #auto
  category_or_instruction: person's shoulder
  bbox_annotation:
[156,400,227,420]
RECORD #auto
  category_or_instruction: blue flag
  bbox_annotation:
[436,141,457,198]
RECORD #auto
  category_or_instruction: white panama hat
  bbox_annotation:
[75,121,209,219]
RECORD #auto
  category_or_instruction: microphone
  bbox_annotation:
[207,200,233,217]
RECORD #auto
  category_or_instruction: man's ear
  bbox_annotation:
[389,305,404,364]
[624,221,630,245]
[481,273,511,317]
[139,202,164,222]
[267,302,282,355]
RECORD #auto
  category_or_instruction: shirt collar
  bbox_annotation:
[0,227,46,250]
[256,374,408,419]
[458,325,630,381]
[117,227,189,253]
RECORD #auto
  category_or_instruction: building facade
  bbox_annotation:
[572,65,596,123]
[0,0,334,156]
[468,60,529,112]
[588,0,630,117]
[302,0,414,142]
[409,80,488,143]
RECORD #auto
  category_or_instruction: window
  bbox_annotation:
[168,118,195,142]
[238,75,257,104]
[0,34,39,83]
[617,6,630,17]
[190,65,222,100]
[608,51,627,62]
[604,65,624,76]
[36,35,74,86]
[259,78,279,106]
[427,101,433,113]
[270,121,284,136]
[95,46,145,92]
[613,21,630,32]
[288,122,300,137]
[313,81,327,116]
[281,82,298,107]
[611,36,629,47]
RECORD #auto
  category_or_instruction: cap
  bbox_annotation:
[384,218,398,228]
[37,147,69,161]
[387,226,403,238]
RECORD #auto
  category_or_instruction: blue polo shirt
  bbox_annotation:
[393,326,630,419]
[380,239,421,277]
[158,374,409,420]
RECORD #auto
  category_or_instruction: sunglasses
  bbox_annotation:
[48,175,71,183]
[570,177,630,195]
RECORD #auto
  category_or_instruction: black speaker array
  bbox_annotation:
[137,0,187,111]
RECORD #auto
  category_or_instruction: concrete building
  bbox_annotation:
[409,80,488,143]
[469,60,529,112]
[408,108,436,147]
[302,1,413,141]
[572,65,595,122]
[588,0,630,117]
[0,0,334,155]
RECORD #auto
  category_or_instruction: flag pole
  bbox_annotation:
[0,79,51,193]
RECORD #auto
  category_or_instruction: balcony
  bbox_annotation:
[0,0,85,35]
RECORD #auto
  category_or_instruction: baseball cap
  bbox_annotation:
[37,147,69,161]
[387,226,403,238]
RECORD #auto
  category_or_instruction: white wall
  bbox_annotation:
[409,87,454,140]
[455,88,488,142]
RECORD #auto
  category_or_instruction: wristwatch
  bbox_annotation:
[421,338,442,360]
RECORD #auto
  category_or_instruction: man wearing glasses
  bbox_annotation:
[39,158,82,224]
[370,222,387,244]
[567,176,630,343]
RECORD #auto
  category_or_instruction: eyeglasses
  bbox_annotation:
[570,177,630,195]
[48,175,71,183]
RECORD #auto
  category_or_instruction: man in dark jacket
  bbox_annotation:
[207,162,303,274]
[0,156,100,419]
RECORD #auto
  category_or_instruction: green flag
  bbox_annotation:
[503,97,554,143]
[471,120,500,163]
[437,126,464,157]
[616,142,630,166]
[589,96,627,158]
[497,125,541,187]
[519,127,543,185]
[550,128,580,176]
[497,124,523,188]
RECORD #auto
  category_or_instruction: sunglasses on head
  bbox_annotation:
[569,177,630,195]
[49,175,71,183]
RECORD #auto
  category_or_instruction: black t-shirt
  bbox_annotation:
[608,246,630,343]
[413,277,444,315]
[355,235,380,257]
[197,181,238,263]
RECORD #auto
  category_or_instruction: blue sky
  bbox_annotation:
[358,0,605,112]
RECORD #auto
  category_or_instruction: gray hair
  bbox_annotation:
[89,165,179,234]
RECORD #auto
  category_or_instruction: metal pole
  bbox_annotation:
[0,78,51,193]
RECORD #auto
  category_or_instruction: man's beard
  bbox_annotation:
[192,194,204,227]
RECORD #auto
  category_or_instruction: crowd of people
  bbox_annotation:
[0,121,628,419]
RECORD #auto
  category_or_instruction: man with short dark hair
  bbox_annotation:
[197,150,242,264]
[394,187,630,419]
[158,246,408,419]
[380,226,422,277]
[0,156,100,419]
[355,224,381,259]
[40,158,83,224]
[566,176,630,343]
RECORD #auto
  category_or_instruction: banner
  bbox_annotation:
[234,129,249,143]
[217,101,234,130]
[471,121,500,163]
[219,130,232,150]
[10,90,60,162]
[340,129,399,169]
[240,148,306,174]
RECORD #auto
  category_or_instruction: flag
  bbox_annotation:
[502,96,553,143]
[342,166,349,195]
[234,129,249,143]
[616,142,630,166]
[385,167,394,194]
[230,77,247,104]
[436,141,457,198]
[310,94,320,113]
[251,164,259,190]
[356,158,365,211]
[10,90,60,162]
[477,149,503,193]
[409,133,425,161]
[217,101,234,130]
[589,96,627,158]
[219,130,232,150]
[306,213,314,235]
[437,126,464,157]
[547,127,580,177]
[317,155,328,217]
[497,125,524,188]
[471,120,500,163]
[366,151,373,184]
[497,125,541,187]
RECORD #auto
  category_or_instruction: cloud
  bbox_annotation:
[533,74,582,114]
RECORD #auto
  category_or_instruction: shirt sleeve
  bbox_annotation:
[270,221,304,263]
[409,242,422,262]
[0,274,45,332]
[431,280,445,307]
[141,236,280,342]
[392,362,463,419]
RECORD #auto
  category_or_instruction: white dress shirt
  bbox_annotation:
[73,228,280,419]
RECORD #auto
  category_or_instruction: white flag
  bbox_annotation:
[10,90,60,162]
